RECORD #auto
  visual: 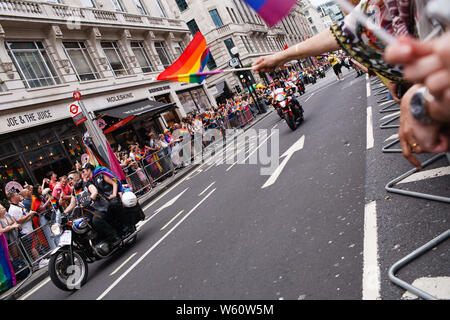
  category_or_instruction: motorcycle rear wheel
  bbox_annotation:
[49,249,88,291]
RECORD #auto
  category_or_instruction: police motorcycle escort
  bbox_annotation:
[273,87,304,131]
[48,164,145,291]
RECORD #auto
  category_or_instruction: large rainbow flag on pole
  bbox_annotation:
[157,32,211,84]
[243,0,297,27]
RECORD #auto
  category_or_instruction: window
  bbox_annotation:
[111,0,125,12]
[131,42,154,73]
[187,19,200,36]
[227,8,236,23]
[152,0,167,17]
[224,38,235,58]
[101,42,130,76]
[209,9,224,28]
[173,42,185,58]
[175,0,188,11]
[63,42,100,82]
[133,0,147,15]
[312,26,318,34]
[308,17,313,24]
[80,0,96,7]
[232,0,246,23]
[154,42,172,69]
[240,36,249,53]
[230,8,239,23]
[244,36,254,52]
[6,41,61,89]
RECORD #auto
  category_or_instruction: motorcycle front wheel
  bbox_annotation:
[284,113,297,131]
[49,249,88,291]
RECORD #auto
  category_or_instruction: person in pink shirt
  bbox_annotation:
[51,176,72,209]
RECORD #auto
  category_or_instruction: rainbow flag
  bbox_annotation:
[157,32,211,84]
[243,0,297,27]
[50,198,58,210]
[135,153,144,161]
[17,168,24,178]
[5,169,13,179]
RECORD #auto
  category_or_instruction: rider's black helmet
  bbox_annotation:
[79,163,95,172]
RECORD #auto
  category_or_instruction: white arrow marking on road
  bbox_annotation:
[261,135,305,189]
[153,187,189,215]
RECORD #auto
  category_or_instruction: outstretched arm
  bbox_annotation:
[253,29,340,73]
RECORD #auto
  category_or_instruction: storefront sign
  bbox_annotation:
[72,112,87,126]
[4,109,53,129]
[148,86,170,94]
[106,93,134,104]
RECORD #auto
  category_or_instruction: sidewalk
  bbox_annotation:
[0,108,274,301]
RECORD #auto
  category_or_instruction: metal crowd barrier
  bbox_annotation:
[372,78,450,300]
[4,210,54,297]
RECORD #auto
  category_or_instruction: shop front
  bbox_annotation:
[176,85,212,115]
[0,118,85,202]
[96,98,178,150]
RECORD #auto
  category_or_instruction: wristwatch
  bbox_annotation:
[409,87,435,125]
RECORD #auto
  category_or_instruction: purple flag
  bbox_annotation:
[106,141,126,182]
[244,0,297,27]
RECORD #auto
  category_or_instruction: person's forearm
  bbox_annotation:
[274,29,339,65]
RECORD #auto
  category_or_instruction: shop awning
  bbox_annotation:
[100,99,177,119]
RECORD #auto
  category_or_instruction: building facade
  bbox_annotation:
[169,0,315,99]
[298,0,328,35]
[317,1,345,24]
[0,0,217,189]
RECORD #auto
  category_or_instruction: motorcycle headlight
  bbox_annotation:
[51,224,62,236]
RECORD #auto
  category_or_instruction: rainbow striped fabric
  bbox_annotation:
[243,0,297,27]
[157,32,212,84]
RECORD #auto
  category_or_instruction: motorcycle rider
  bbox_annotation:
[273,77,304,116]
[66,166,121,248]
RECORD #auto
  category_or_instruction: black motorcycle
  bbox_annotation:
[48,193,145,291]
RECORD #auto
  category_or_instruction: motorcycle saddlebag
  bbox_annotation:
[123,204,146,225]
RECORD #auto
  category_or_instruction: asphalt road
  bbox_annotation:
[22,68,449,300]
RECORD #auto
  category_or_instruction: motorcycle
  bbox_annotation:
[295,78,306,95]
[48,191,145,291]
[273,88,304,131]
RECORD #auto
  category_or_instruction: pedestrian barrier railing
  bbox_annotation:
[4,210,55,298]
[373,82,449,300]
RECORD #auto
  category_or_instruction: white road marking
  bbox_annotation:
[366,79,371,97]
[366,106,374,150]
[363,201,381,300]
[110,252,137,276]
[198,181,215,196]
[226,131,275,172]
[384,134,399,142]
[97,188,216,300]
[398,166,450,184]
[305,92,315,102]
[401,277,450,300]
[379,100,396,106]
[380,111,400,121]
[262,135,305,189]
[152,187,189,215]
[19,277,51,300]
[160,210,184,231]
[271,124,278,130]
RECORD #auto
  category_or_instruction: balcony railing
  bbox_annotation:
[0,0,187,31]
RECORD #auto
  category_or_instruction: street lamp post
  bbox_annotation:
[230,47,266,114]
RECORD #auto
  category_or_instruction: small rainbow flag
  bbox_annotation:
[50,198,58,210]
[157,32,211,84]
[69,149,76,156]
[17,168,24,178]
[243,0,297,27]
[135,153,144,161]
[74,189,82,200]
[6,169,13,179]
